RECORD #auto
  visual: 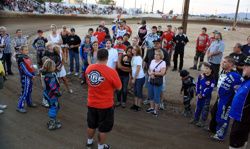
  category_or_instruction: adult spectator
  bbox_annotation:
[229,58,250,149]
[146,49,166,116]
[48,24,63,45]
[207,32,225,87]
[81,28,98,45]
[242,36,250,57]
[113,36,126,56]
[121,20,132,35]
[143,38,170,109]
[161,24,175,59]
[85,48,122,149]
[229,43,247,75]
[96,21,110,35]
[111,23,119,41]
[207,56,243,141]
[210,30,218,43]
[13,29,28,59]
[66,28,81,76]
[94,25,106,45]
[190,27,210,71]
[137,20,150,57]
[172,27,189,72]
[123,33,131,47]
[145,26,160,50]
[1,27,13,75]
[60,25,70,63]
[116,46,132,108]
[106,39,118,69]
[115,21,129,39]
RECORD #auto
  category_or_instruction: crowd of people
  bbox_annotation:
[0,19,250,149]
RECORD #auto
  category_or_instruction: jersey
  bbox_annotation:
[137,25,150,46]
[17,54,35,78]
[32,37,48,51]
[41,72,61,99]
[116,28,127,38]
[145,33,160,49]
[196,73,215,99]
[196,34,210,52]
[79,43,91,61]
[181,76,196,98]
[173,34,189,54]
[161,31,175,49]
[113,44,127,56]
[43,50,61,68]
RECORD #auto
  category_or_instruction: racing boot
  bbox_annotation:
[189,117,199,124]
[190,65,197,70]
[42,97,49,108]
[196,120,205,127]
[16,108,27,113]
[198,62,203,71]
[47,117,62,130]
[184,110,192,117]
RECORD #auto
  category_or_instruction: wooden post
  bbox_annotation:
[181,0,190,34]
[162,0,165,13]
[152,0,154,12]
[123,0,125,8]
[135,0,136,8]
[233,0,240,27]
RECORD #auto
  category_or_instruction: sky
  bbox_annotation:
[85,0,250,15]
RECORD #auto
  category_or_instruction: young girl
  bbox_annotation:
[130,46,145,112]
[80,35,91,84]
[43,41,61,69]
[87,41,99,65]
[53,45,72,93]
[60,25,70,63]
[40,59,62,130]
[16,45,37,113]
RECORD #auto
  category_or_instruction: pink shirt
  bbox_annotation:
[148,59,166,81]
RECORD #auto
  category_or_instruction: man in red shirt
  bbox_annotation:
[190,27,210,71]
[113,36,127,56]
[161,24,175,59]
[93,25,106,45]
[85,48,122,149]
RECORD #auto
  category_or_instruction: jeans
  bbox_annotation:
[3,53,12,73]
[133,77,145,99]
[148,82,163,104]
[69,50,79,73]
[173,53,184,70]
[116,75,129,104]
[211,63,220,86]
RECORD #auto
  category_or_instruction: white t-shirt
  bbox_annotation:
[106,48,118,69]
[117,29,126,37]
[131,56,145,79]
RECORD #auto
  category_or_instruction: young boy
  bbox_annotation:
[123,33,131,47]
[16,45,37,113]
[157,25,163,37]
[180,70,196,116]
[189,62,215,127]
[41,56,51,107]
[113,36,127,56]
[32,30,48,74]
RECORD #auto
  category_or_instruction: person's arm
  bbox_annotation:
[205,35,211,52]
[132,65,141,84]
[59,51,65,70]
[20,62,34,78]
[210,51,222,56]
[48,35,51,41]
[55,35,63,45]
[79,44,84,60]
[196,75,201,95]
[196,36,199,51]
[115,23,119,34]
[153,67,166,76]
[202,78,215,97]
[32,38,37,50]
[117,55,131,72]
[124,25,129,32]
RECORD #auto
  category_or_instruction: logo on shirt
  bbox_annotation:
[87,70,105,86]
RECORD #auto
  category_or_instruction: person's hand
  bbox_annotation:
[57,68,62,72]
[198,94,202,99]
[123,56,128,62]
[208,54,212,60]
[151,74,155,79]
[116,21,118,26]
[36,48,38,51]
[31,76,36,81]
[203,51,207,54]
[233,65,237,68]
[70,45,74,48]
[132,79,135,84]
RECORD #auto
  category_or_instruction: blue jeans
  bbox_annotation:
[69,50,79,73]
[3,53,12,73]
[116,75,129,104]
[148,82,163,104]
[133,77,145,99]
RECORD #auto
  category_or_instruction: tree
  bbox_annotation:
[169,10,173,15]
[210,14,217,18]
[96,0,116,5]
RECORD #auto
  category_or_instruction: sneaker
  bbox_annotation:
[115,102,121,107]
[134,105,141,112]
[210,135,223,141]
[0,104,7,109]
[42,98,49,108]
[16,108,27,113]
[103,144,111,149]
[172,68,177,71]
[74,72,79,76]
[179,69,182,72]
[142,99,150,105]
[159,102,164,110]
[130,104,137,110]
[182,110,187,115]
[0,109,4,114]
[145,108,154,113]
[153,110,158,116]
[67,71,74,75]
[8,72,14,75]
[196,120,205,127]
[86,139,94,149]
[189,118,199,124]
[183,111,192,117]
[190,66,197,70]
[27,103,37,107]
[198,67,201,71]
[68,89,73,94]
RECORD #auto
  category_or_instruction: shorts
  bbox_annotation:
[162,75,166,91]
[230,120,250,148]
[133,77,145,99]
[61,44,68,48]
[87,106,114,133]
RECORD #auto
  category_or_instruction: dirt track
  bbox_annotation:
[0,16,250,149]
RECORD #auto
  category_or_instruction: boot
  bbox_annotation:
[196,120,205,127]
[42,97,49,108]
[16,108,27,113]
[47,117,62,130]
[190,65,197,70]
[198,62,203,71]
[189,117,199,124]
[184,110,192,117]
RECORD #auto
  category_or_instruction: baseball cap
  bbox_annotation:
[37,30,43,33]
[152,38,161,43]
[167,25,172,27]
[70,28,75,32]
[117,36,123,40]
[99,25,104,28]
[178,26,183,29]
[141,20,146,24]
[203,62,213,70]
[180,70,189,77]
[212,30,218,33]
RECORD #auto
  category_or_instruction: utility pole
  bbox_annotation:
[182,0,190,34]
[135,0,136,8]
[234,0,240,27]
[152,0,154,12]
[246,9,248,19]
[123,0,125,8]
[162,0,165,13]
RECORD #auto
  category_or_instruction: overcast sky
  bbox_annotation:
[86,0,250,15]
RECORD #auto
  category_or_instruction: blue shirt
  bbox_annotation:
[112,25,119,39]
[196,73,216,99]
[242,44,250,56]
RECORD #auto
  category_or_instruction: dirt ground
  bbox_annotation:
[0,16,250,149]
